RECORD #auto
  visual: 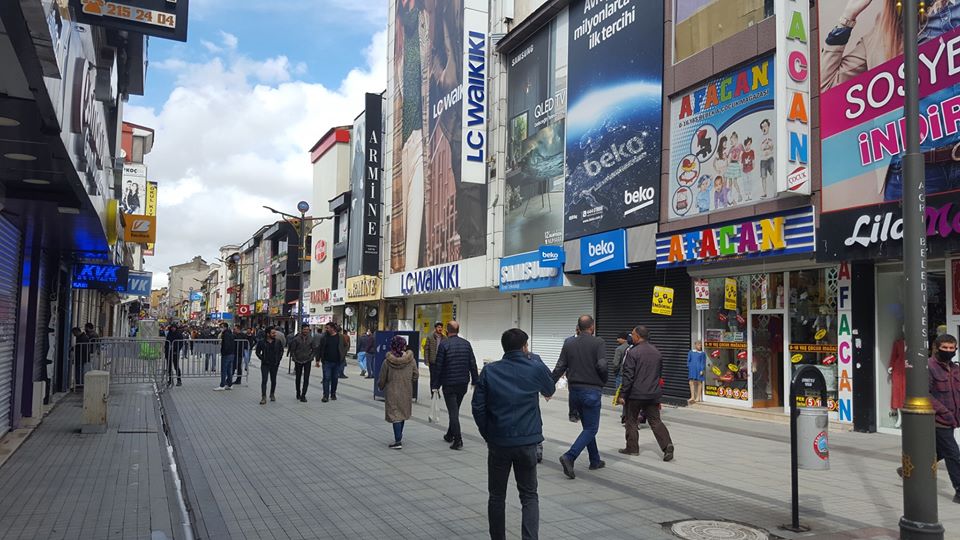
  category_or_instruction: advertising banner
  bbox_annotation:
[390,0,488,273]
[347,110,365,278]
[564,0,664,239]
[145,181,158,255]
[120,163,146,215]
[651,286,674,316]
[818,1,960,214]
[362,93,384,275]
[667,56,776,219]
[774,0,811,196]
[498,251,563,292]
[505,17,567,255]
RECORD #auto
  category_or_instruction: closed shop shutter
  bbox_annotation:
[596,263,691,402]
[0,217,22,436]
[33,252,52,385]
[463,298,512,366]
[531,289,595,370]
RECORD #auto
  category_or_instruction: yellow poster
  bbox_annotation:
[724,278,737,310]
[651,286,674,316]
[145,181,158,253]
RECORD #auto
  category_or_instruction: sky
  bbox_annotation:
[126,0,388,289]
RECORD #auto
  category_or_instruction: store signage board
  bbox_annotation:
[70,0,190,42]
[126,271,152,296]
[774,0,811,196]
[346,275,381,302]
[539,245,565,269]
[190,291,203,301]
[579,229,628,274]
[73,263,129,291]
[499,251,563,292]
[400,262,461,296]
[656,206,815,268]
[836,262,853,424]
[694,279,710,311]
[361,93,383,275]
[237,305,252,317]
[122,214,157,244]
[651,286,674,316]
[330,289,346,306]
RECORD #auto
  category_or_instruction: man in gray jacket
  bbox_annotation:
[618,326,674,461]
[288,326,315,402]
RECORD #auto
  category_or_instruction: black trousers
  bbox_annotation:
[260,362,279,396]
[443,385,468,441]
[166,353,181,384]
[624,399,673,453]
[935,427,960,494]
[294,362,311,397]
[488,444,539,540]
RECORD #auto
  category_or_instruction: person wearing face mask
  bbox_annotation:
[927,334,960,504]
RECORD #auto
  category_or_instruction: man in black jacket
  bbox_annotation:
[552,315,607,479]
[316,322,347,402]
[618,326,673,461]
[164,324,183,387]
[215,322,236,391]
[288,326,315,402]
[256,327,284,404]
[432,321,479,450]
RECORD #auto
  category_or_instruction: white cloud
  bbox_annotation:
[127,29,387,289]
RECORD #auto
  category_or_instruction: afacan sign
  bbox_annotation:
[775,0,811,196]
[656,207,815,268]
[400,262,461,296]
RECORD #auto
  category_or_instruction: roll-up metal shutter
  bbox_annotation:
[0,217,23,436]
[463,298,513,366]
[531,289,595,370]
[596,263,692,403]
[33,252,52,387]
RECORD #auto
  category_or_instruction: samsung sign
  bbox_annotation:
[73,264,129,291]
[580,229,629,274]
[400,263,461,296]
[499,251,563,292]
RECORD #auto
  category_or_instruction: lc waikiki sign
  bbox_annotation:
[461,0,488,184]
[400,262,461,296]
[655,207,815,268]
[836,262,853,424]
[774,0,811,195]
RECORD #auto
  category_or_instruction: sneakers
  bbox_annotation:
[589,460,606,471]
[224,386,232,391]
[389,441,403,450]
[259,396,267,405]
[663,444,675,462]
[450,439,463,451]
[321,396,329,403]
[360,370,367,377]
[559,456,575,479]
[213,386,225,391]
[617,448,639,456]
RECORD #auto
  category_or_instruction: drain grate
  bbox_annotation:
[668,520,770,540]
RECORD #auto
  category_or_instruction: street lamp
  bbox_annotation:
[899,2,942,539]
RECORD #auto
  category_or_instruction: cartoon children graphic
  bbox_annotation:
[759,119,774,199]
[726,132,745,203]
[713,175,728,210]
[713,136,728,182]
[741,137,755,202]
[696,128,713,161]
[696,175,712,213]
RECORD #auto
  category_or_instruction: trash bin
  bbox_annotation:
[796,406,829,470]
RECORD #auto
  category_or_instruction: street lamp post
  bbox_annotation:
[899,1,943,538]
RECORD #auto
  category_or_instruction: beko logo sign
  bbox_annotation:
[580,229,628,274]
[624,186,655,216]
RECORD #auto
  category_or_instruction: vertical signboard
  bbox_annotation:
[667,57,775,219]
[504,16,567,255]
[390,0,488,273]
[362,92,383,276]
[120,163,147,215]
[836,262,853,424]
[347,110,365,278]
[775,0,811,195]
[144,180,158,255]
[564,0,664,240]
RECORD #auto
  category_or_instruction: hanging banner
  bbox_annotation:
[144,180,158,255]
[724,278,737,310]
[836,262,853,424]
[652,286,674,316]
[695,279,710,311]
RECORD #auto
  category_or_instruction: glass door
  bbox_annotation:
[751,313,784,408]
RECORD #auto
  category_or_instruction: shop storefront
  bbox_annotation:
[657,207,829,413]
[345,275,382,354]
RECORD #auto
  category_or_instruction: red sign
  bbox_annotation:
[315,240,327,263]
[310,288,330,305]
[237,304,252,317]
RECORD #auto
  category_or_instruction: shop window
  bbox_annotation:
[414,303,455,356]
[674,0,774,63]
[703,275,750,402]
[788,268,839,411]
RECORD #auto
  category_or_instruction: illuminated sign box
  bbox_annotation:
[73,263,130,291]
[70,0,190,42]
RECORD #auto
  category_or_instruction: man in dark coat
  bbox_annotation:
[215,322,236,391]
[288,326,315,402]
[316,322,348,402]
[424,322,445,387]
[432,321,479,450]
[618,326,674,461]
[928,334,960,504]
[256,327,284,404]
[164,324,183,387]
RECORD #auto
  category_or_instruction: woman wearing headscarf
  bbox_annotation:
[379,335,418,449]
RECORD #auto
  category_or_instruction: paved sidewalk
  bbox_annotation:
[0,384,184,540]
[163,362,958,540]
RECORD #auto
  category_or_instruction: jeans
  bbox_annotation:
[935,427,960,494]
[624,399,673,453]
[338,360,347,377]
[393,421,405,442]
[488,444,539,540]
[220,355,235,388]
[322,361,340,397]
[564,388,601,466]
[294,362,312,397]
[358,352,368,374]
[443,385,468,441]
[242,349,251,371]
[883,158,960,201]
[260,362,279,397]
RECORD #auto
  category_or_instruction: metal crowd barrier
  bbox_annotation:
[71,338,167,390]
[164,339,255,386]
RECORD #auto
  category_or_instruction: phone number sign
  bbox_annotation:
[72,0,189,42]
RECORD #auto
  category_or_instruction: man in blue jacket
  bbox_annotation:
[472,328,556,540]
[432,321,479,450]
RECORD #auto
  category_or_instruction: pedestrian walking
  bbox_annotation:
[424,322,445,386]
[317,322,347,402]
[618,326,674,462]
[613,332,630,424]
[234,328,256,385]
[215,322,236,391]
[687,340,706,404]
[338,324,351,379]
[925,334,960,504]
[289,326,315,402]
[432,321,479,450]
[164,324,183,387]
[71,327,91,387]
[379,335,419,449]
[256,327,284,404]
[472,329,555,540]
[552,315,607,479]
[564,327,581,423]
[357,328,376,378]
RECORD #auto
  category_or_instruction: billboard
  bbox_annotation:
[563,0,664,239]
[389,0,489,273]
[347,110,365,277]
[144,181,158,255]
[120,163,146,215]
[667,56,776,219]
[504,16,568,255]
[817,2,960,213]
[362,93,384,275]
